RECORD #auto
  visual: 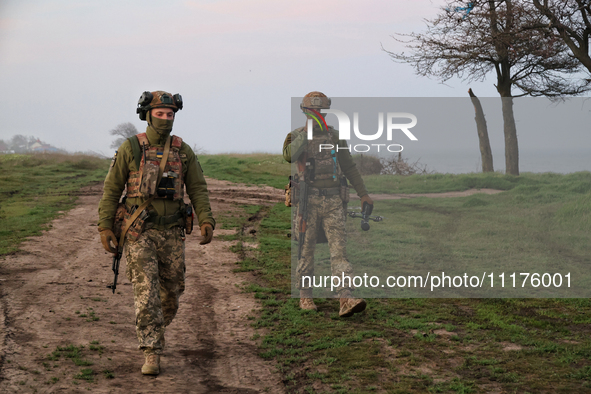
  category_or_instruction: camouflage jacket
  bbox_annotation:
[98,127,215,231]
[282,125,368,197]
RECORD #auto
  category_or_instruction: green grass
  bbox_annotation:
[0,153,108,255]
[223,170,591,393]
[363,170,591,194]
[199,153,290,189]
[332,173,591,298]
[6,152,591,392]
[47,344,93,367]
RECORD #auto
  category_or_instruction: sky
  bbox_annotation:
[0,0,589,170]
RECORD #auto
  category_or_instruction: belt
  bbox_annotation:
[308,187,341,197]
[145,211,184,226]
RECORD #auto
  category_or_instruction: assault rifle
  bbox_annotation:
[107,248,121,294]
[348,202,384,231]
[297,158,315,259]
[297,177,309,260]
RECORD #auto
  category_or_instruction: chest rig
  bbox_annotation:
[297,126,342,185]
[126,133,184,201]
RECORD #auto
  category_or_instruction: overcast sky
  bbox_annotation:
[0,0,589,163]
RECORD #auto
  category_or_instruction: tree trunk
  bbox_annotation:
[468,88,494,173]
[490,1,520,176]
[500,95,519,176]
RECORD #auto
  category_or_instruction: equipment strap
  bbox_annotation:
[128,135,142,170]
[308,187,341,197]
[145,210,184,226]
[118,135,171,250]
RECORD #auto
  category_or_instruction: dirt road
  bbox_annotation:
[0,178,285,394]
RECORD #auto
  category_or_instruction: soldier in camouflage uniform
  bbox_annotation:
[98,91,215,375]
[283,91,373,317]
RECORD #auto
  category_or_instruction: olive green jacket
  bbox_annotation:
[282,125,368,197]
[98,127,215,231]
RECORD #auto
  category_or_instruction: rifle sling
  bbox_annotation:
[117,135,172,251]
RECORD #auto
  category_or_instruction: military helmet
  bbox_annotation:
[301,91,331,110]
[136,90,183,121]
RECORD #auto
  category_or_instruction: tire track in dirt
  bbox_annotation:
[0,178,284,394]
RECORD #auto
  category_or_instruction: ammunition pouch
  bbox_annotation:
[123,205,149,242]
[285,177,292,207]
[112,202,127,239]
[156,171,178,200]
[183,203,194,235]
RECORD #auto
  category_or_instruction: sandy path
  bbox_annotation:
[0,178,285,394]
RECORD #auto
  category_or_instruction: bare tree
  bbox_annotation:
[469,88,494,172]
[385,0,590,175]
[109,122,138,149]
[532,0,591,74]
[192,143,208,155]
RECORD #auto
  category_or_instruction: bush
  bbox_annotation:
[352,154,382,175]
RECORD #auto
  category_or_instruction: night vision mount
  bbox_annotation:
[136,91,183,121]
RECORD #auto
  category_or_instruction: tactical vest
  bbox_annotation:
[296,126,342,185]
[126,133,184,200]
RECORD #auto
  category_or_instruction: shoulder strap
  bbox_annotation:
[171,135,182,148]
[118,135,172,250]
[128,135,141,170]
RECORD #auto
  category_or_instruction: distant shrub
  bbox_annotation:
[379,152,432,176]
[352,154,382,175]
[0,153,107,170]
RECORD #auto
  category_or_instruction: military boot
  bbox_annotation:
[338,289,366,317]
[299,289,318,311]
[141,353,160,375]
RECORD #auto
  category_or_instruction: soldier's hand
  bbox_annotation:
[360,194,374,207]
[200,223,214,245]
[99,227,118,254]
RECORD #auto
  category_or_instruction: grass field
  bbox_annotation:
[4,152,591,392]
[0,153,109,255]
[223,155,591,393]
[199,153,290,190]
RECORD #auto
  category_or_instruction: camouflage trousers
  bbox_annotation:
[297,194,353,293]
[125,227,185,355]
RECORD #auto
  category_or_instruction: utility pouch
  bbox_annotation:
[157,171,177,200]
[140,161,160,196]
[123,205,148,242]
[339,176,350,204]
[112,202,127,239]
[290,175,300,206]
[284,177,292,207]
[184,203,194,235]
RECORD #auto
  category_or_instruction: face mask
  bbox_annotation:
[150,116,174,135]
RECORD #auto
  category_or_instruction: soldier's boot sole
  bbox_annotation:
[141,354,160,375]
[339,298,367,318]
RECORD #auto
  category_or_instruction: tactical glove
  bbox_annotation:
[200,223,214,245]
[99,227,118,254]
[360,194,374,207]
